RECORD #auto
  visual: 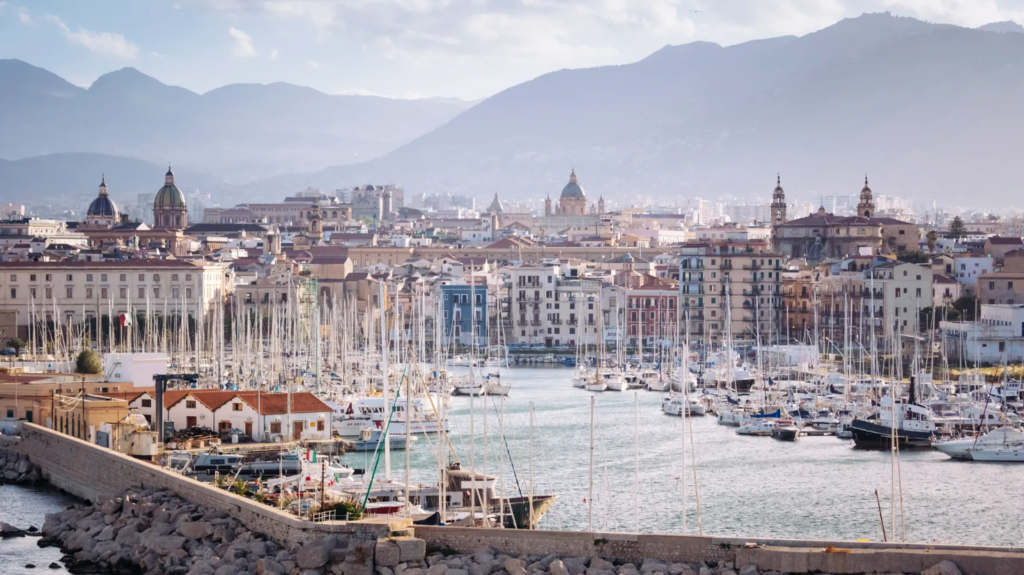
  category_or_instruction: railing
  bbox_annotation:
[312,510,336,523]
[530,320,541,326]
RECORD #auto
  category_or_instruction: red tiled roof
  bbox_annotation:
[987,237,1024,245]
[235,391,332,416]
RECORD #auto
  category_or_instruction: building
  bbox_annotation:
[933,274,962,307]
[145,389,332,441]
[984,237,1024,260]
[701,252,785,345]
[866,260,933,338]
[942,304,1024,363]
[508,264,566,346]
[546,170,588,217]
[82,176,120,229]
[0,260,233,339]
[773,178,918,261]
[953,256,994,286]
[978,272,1024,305]
[440,283,489,347]
[153,167,188,230]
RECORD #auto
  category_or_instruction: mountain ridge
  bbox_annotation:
[254,13,1024,206]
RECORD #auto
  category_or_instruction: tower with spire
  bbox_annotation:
[770,174,787,228]
[544,194,552,217]
[857,175,875,218]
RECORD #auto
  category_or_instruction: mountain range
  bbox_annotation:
[0,59,472,182]
[3,13,1024,209]
[260,13,1024,207]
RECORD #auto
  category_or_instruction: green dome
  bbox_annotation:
[560,169,585,199]
[155,167,186,208]
[155,184,186,207]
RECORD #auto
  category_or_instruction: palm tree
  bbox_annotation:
[926,230,939,253]
[5,337,26,357]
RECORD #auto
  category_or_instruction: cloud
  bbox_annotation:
[270,47,279,59]
[308,60,324,69]
[17,5,29,23]
[47,15,139,59]
[228,26,257,57]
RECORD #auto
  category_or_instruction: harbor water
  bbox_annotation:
[342,366,1024,546]
[2,364,1020,572]
[0,483,75,574]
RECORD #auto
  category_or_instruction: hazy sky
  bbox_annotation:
[2,0,1023,100]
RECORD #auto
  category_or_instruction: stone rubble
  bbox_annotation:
[0,447,43,485]
[39,486,378,575]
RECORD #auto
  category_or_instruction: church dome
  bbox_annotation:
[155,167,186,208]
[87,176,119,218]
[560,169,585,199]
[860,175,872,199]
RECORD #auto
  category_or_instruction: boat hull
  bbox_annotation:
[849,419,934,449]
[489,494,558,529]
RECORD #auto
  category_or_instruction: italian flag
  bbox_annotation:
[306,449,317,463]
[119,313,132,327]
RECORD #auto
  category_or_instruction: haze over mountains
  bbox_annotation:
[3,13,1024,208]
[0,59,472,182]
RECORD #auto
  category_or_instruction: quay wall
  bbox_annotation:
[6,423,397,547]
[416,527,1024,575]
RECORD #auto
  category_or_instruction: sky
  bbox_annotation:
[1,0,1023,100]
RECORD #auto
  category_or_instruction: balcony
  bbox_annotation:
[530,320,541,326]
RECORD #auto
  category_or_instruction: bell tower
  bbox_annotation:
[857,175,875,218]
[770,174,787,227]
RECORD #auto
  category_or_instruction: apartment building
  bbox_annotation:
[507,265,569,346]
[865,260,933,338]
[701,253,785,345]
[0,260,233,338]
[439,283,489,347]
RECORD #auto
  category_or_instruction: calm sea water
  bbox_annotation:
[0,483,75,574]
[342,366,1024,546]
[3,364,1020,568]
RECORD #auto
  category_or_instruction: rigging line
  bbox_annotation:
[490,394,524,499]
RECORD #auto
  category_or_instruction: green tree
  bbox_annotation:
[926,230,939,253]
[949,216,967,239]
[952,294,978,322]
[76,349,103,374]
[5,337,26,356]
[896,250,930,264]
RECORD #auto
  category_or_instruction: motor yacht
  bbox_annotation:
[934,426,1024,460]
[736,419,776,436]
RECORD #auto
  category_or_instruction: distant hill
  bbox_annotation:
[0,60,472,181]
[0,153,220,214]
[264,13,1024,206]
[977,21,1024,33]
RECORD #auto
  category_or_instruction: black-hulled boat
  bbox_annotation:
[771,419,801,441]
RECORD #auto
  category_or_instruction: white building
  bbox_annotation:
[942,304,1024,363]
[0,260,233,338]
[139,389,333,442]
[866,260,933,337]
[953,256,994,285]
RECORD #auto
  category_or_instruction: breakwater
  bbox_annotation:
[4,423,1024,574]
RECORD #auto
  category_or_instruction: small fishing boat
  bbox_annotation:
[772,419,801,441]
[352,428,416,451]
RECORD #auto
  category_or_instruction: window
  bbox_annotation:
[141,399,152,408]
[119,287,127,299]
[66,274,73,281]
[154,288,160,298]
[86,273,93,281]
[990,281,995,290]
[317,420,325,431]
[172,274,179,281]
[6,409,12,418]
[8,288,14,298]
[270,421,282,434]
[186,288,193,299]
[45,287,52,299]
[8,275,14,282]
[186,400,197,409]
[186,274,192,281]
[86,288,93,298]
[232,403,243,412]
[1010,282,1015,289]
[101,274,107,281]
[139,274,145,281]
[66,287,72,298]
[29,274,36,281]
[173,288,180,298]
[45,274,52,281]
[154,274,160,281]
[119,274,126,281]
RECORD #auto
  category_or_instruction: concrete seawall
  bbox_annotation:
[417,526,1024,575]
[6,423,396,547]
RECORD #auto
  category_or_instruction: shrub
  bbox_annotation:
[76,349,102,374]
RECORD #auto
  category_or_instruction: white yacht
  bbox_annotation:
[603,372,628,391]
[662,396,704,416]
[934,426,1024,460]
[736,419,777,436]
[644,370,669,392]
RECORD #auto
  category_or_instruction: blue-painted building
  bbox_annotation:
[440,284,489,346]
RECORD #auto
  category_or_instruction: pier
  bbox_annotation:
[1,423,1022,574]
